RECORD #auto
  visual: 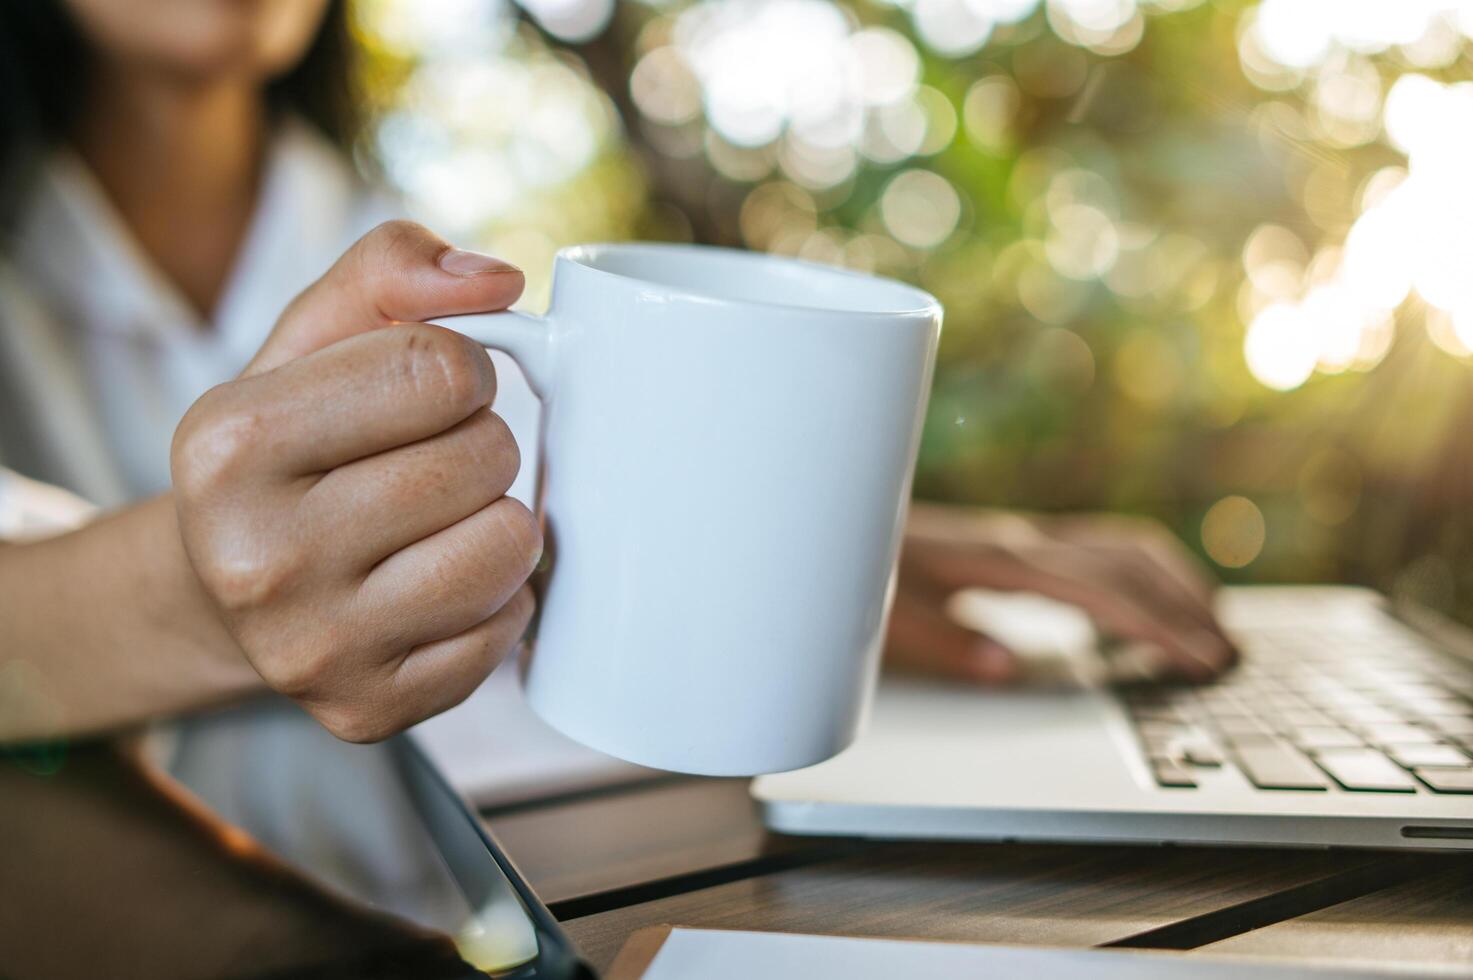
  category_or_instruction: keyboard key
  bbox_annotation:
[1303,689,1374,709]
[1403,698,1472,719]
[1215,716,1275,737]
[1291,726,1363,750]
[1235,743,1329,790]
[1152,760,1198,788]
[1426,715,1473,737]
[1358,722,1439,746]
[1388,744,1469,768]
[1182,741,1225,767]
[1125,619,1473,798]
[1223,730,1280,748]
[1312,748,1419,792]
[1413,768,1473,794]
[1381,683,1455,702]
[1142,734,1180,756]
[1277,708,1334,728]
[1333,704,1404,725]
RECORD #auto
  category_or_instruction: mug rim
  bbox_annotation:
[557,242,942,321]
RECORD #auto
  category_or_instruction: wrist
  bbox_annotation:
[134,495,259,690]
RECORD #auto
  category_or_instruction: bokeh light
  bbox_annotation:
[1236,64,1473,390]
[1202,496,1267,569]
[357,0,636,301]
[913,0,996,57]
[350,0,1473,614]
[881,169,963,248]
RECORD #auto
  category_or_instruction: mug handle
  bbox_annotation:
[430,311,554,399]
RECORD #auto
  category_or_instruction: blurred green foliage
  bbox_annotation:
[355,0,1473,618]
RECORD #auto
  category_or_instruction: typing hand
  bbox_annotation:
[886,503,1238,685]
[172,222,541,742]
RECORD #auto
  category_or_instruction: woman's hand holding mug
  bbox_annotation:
[171,224,941,776]
[172,222,542,742]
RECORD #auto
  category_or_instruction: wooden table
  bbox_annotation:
[486,777,1473,974]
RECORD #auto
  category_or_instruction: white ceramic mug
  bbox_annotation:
[435,243,941,776]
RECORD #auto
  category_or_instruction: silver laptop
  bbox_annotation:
[754,587,1473,851]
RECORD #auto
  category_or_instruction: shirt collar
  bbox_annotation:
[13,118,365,356]
[212,118,366,364]
[18,149,200,342]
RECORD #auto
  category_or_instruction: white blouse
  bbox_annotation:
[0,120,393,505]
[0,116,540,524]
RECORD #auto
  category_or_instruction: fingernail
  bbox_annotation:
[438,248,521,277]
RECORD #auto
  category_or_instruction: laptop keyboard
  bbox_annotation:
[1122,618,1473,794]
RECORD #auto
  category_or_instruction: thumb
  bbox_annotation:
[246,220,524,375]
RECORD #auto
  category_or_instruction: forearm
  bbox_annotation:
[0,494,263,743]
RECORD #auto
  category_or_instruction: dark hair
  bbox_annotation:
[0,0,360,227]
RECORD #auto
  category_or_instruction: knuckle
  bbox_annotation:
[317,705,394,744]
[261,648,333,700]
[170,392,214,477]
[198,541,305,614]
[209,561,286,612]
[172,389,267,495]
[360,219,431,269]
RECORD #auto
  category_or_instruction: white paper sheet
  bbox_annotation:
[628,929,1460,980]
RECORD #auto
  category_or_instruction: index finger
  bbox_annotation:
[246,220,524,375]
